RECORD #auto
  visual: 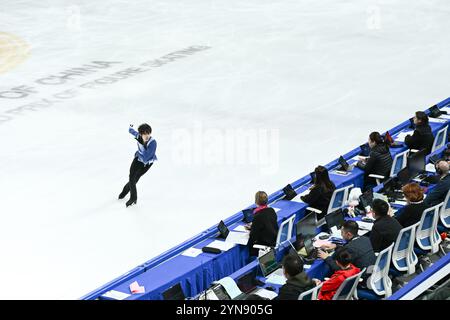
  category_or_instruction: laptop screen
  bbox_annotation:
[429,105,441,118]
[258,249,279,278]
[408,149,426,177]
[217,220,229,238]
[236,270,258,294]
[296,212,317,238]
[339,156,349,171]
[242,209,254,223]
[162,283,186,300]
[396,167,411,186]
[325,209,345,230]
[359,189,374,209]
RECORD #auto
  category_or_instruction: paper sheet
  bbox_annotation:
[182,247,203,258]
[207,240,236,251]
[272,207,281,213]
[439,113,450,120]
[395,131,413,142]
[101,290,131,300]
[265,273,287,286]
[233,225,247,232]
[440,106,450,114]
[217,277,243,299]
[225,231,250,245]
[428,117,448,123]
[254,288,278,300]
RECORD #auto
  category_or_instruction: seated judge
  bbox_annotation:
[405,111,434,155]
[396,183,427,228]
[247,191,279,256]
[424,160,450,208]
[300,166,336,220]
[357,132,393,191]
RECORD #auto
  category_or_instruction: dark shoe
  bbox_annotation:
[118,190,128,200]
[126,199,137,207]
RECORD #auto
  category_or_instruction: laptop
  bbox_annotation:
[359,144,371,157]
[283,184,297,200]
[334,156,354,174]
[233,269,277,300]
[217,220,250,245]
[258,249,285,285]
[396,167,412,187]
[242,209,254,223]
[408,149,427,180]
[200,283,231,300]
[359,189,374,212]
[429,105,447,118]
[429,154,440,165]
[325,209,345,233]
[162,283,186,300]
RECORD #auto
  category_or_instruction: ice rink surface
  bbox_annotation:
[0,0,449,299]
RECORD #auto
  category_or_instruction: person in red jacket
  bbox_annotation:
[318,248,361,300]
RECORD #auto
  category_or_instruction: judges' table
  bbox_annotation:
[84,98,450,300]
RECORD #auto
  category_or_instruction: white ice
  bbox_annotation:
[0,0,449,299]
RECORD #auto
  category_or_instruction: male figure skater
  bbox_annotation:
[118,123,157,207]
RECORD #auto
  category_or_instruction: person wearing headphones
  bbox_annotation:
[357,132,393,191]
[424,160,450,207]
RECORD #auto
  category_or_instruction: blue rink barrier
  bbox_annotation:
[81,96,450,300]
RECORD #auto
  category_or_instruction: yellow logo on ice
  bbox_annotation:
[0,32,30,74]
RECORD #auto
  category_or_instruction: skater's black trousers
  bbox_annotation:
[121,157,153,201]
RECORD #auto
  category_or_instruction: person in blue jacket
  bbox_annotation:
[118,123,157,207]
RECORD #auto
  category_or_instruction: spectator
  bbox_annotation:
[318,248,361,300]
[370,199,402,252]
[405,111,434,155]
[276,254,320,300]
[247,191,279,256]
[357,132,393,191]
[318,220,376,273]
[396,183,427,227]
[301,166,336,220]
[424,160,450,207]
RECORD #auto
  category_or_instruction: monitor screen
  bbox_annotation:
[325,209,345,230]
[236,270,257,294]
[242,209,254,223]
[382,177,396,197]
[360,144,370,156]
[429,105,441,118]
[217,220,229,238]
[339,156,349,171]
[397,167,412,186]
[162,283,186,300]
[258,249,279,277]
[408,149,426,177]
[296,212,317,238]
[359,189,374,209]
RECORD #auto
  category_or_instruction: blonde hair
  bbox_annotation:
[255,191,268,206]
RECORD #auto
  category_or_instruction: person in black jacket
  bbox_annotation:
[300,166,336,220]
[247,191,279,256]
[276,254,320,300]
[424,160,450,207]
[370,199,402,253]
[396,183,427,228]
[357,132,393,191]
[318,220,376,273]
[405,111,435,155]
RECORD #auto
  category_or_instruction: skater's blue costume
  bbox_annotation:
[129,127,158,165]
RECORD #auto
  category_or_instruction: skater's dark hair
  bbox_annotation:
[138,123,152,135]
